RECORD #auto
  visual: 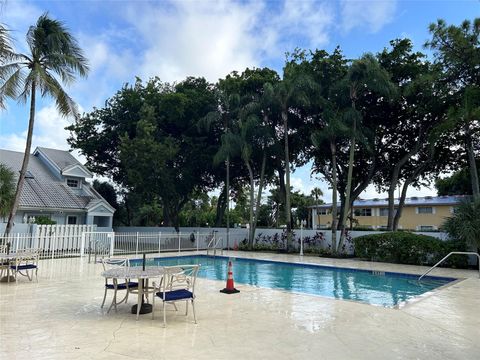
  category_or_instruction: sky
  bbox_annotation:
[0,0,478,203]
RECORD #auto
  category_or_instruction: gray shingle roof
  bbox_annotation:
[36,147,81,171]
[0,148,103,210]
[313,195,469,209]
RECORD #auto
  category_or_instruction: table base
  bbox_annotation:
[131,303,153,315]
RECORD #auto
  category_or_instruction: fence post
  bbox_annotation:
[158,232,162,254]
[196,231,199,253]
[109,232,115,256]
[80,232,85,257]
[51,230,56,260]
[15,233,19,252]
[178,232,181,253]
[135,232,139,256]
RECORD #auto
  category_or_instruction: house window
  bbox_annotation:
[417,206,433,214]
[354,208,372,217]
[67,179,79,188]
[418,225,434,231]
[317,209,329,215]
[67,216,77,225]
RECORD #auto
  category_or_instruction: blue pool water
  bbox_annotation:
[131,255,455,307]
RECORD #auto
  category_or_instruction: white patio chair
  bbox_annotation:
[152,264,200,327]
[0,245,8,278]
[10,248,40,282]
[101,258,138,313]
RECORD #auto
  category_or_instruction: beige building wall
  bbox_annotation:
[317,204,454,230]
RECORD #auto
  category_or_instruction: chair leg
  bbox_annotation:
[163,301,166,327]
[101,288,107,308]
[191,299,197,324]
[35,267,38,282]
[185,300,188,316]
[152,294,156,320]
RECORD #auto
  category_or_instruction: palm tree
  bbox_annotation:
[274,65,315,251]
[447,86,480,199]
[0,164,15,220]
[0,14,89,235]
[443,198,480,249]
[336,54,395,252]
[312,106,349,254]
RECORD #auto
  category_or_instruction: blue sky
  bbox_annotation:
[0,0,478,201]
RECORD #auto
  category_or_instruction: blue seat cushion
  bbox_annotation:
[10,264,37,270]
[156,289,193,301]
[106,282,138,290]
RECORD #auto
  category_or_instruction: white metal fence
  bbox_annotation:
[0,229,226,260]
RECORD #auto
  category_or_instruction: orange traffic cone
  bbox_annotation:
[220,260,240,294]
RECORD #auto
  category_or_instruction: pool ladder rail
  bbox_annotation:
[418,251,480,281]
[206,231,223,257]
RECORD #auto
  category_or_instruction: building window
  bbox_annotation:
[67,216,77,225]
[418,225,434,231]
[66,179,80,188]
[354,208,372,217]
[379,208,397,216]
[317,209,329,215]
[417,206,433,214]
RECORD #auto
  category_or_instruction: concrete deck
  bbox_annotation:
[0,251,479,360]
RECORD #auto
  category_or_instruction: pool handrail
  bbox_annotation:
[418,251,480,281]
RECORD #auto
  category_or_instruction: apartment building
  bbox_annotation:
[310,195,467,231]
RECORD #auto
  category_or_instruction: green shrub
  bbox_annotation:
[354,232,467,268]
[34,216,57,225]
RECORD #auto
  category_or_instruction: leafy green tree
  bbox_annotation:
[372,39,450,230]
[426,18,480,198]
[69,77,218,230]
[0,14,88,235]
[92,180,119,209]
[436,163,480,196]
[0,164,15,219]
[443,198,480,249]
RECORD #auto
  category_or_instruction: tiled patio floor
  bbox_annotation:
[0,251,479,360]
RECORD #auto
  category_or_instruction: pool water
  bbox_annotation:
[131,255,455,307]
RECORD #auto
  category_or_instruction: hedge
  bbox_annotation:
[354,232,467,268]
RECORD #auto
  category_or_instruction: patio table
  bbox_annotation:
[0,252,36,283]
[101,266,164,320]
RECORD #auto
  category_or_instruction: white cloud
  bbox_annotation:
[123,0,334,83]
[340,0,397,33]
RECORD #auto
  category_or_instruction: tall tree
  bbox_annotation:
[336,54,396,250]
[275,59,315,251]
[0,14,88,235]
[0,164,15,220]
[426,18,480,198]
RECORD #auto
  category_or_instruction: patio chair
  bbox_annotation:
[152,264,200,327]
[0,245,8,278]
[101,258,138,313]
[10,248,40,282]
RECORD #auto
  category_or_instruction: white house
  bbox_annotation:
[0,147,115,228]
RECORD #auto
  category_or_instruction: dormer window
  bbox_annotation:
[67,178,80,188]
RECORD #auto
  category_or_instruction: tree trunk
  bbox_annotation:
[282,109,293,251]
[276,166,286,227]
[393,180,409,231]
[4,82,36,237]
[252,152,267,245]
[245,161,255,249]
[330,140,338,255]
[465,131,480,199]
[226,156,230,249]
[214,184,227,226]
[338,100,356,253]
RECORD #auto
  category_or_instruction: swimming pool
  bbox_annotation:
[131,255,456,307]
